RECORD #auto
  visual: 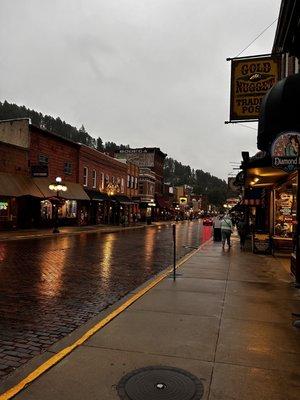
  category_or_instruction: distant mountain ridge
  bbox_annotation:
[0,100,227,205]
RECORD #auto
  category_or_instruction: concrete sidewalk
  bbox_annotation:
[0,221,174,242]
[2,238,300,399]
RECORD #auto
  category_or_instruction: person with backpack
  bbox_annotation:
[221,214,233,249]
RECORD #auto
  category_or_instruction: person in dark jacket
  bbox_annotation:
[237,219,248,250]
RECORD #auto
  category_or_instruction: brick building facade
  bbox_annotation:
[0,119,142,229]
[29,125,79,183]
[115,147,166,195]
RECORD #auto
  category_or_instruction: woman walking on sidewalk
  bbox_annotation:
[221,214,233,249]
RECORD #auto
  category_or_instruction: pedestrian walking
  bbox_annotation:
[221,214,233,249]
[213,215,222,241]
[237,218,248,250]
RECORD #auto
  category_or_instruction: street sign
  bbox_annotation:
[271,132,300,172]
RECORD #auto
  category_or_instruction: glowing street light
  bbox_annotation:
[48,177,67,233]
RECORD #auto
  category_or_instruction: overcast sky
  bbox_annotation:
[0,0,282,179]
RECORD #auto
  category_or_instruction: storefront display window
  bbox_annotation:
[274,177,297,238]
[65,200,77,218]
[41,200,52,220]
[58,200,77,219]
[0,200,9,219]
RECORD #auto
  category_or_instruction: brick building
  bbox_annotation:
[29,124,79,183]
[78,145,130,225]
[0,118,141,229]
[115,147,167,195]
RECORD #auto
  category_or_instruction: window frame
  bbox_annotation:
[83,166,88,187]
[64,162,72,175]
[38,154,49,165]
[92,169,97,188]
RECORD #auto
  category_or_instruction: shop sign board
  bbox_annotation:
[179,197,187,205]
[271,132,300,172]
[252,233,271,254]
[228,177,240,192]
[230,55,281,121]
[31,165,48,177]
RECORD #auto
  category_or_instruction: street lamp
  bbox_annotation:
[48,176,67,233]
[106,183,120,224]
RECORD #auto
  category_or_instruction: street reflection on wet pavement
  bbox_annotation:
[0,221,211,381]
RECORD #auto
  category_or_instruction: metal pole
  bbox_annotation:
[53,190,60,234]
[173,224,176,281]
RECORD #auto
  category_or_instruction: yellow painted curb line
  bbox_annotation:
[0,237,212,399]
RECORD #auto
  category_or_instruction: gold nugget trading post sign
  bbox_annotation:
[229,55,281,121]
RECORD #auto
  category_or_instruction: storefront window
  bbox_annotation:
[274,177,297,238]
[41,200,52,220]
[66,200,77,218]
[58,200,77,219]
[0,200,9,219]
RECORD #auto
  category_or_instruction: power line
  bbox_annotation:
[235,17,278,58]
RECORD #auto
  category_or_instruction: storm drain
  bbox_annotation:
[117,366,204,399]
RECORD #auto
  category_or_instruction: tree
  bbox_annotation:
[96,137,104,151]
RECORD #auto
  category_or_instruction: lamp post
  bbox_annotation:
[106,183,120,225]
[49,177,67,233]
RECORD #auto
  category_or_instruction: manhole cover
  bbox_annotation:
[117,366,204,400]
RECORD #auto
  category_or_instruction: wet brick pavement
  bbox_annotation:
[0,221,211,382]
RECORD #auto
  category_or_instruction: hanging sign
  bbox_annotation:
[271,132,300,172]
[179,197,187,205]
[229,55,281,121]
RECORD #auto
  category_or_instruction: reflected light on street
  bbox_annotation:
[101,234,116,278]
[145,228,155,265]
[38,236,71,298]
[0,243,7,263]
[202,226,212,243]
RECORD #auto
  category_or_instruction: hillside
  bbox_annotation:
[0,100,227,205]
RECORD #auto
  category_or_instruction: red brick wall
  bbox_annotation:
[79,146,127,193]
[29,127,79,183]
[0,142,29,175]
[126,162,140,197]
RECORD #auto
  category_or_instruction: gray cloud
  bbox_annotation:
[0,0,281,178]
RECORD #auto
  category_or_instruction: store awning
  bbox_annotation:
[245,166,288,188]
[0,173,43,198]
[33,178,89,200]
[84,189,109,201]
[111,195,133,205]
[258,73,300,151]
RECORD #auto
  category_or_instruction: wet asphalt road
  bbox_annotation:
[0,221,212,382]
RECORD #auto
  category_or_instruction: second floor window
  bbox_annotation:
[100,173,104,190]
[64,162,72,175]
[83,167,88,186]
[121,178,125,193]
[92,170,97,188]
[127,175,131,188]
[39,154,48,165]
[135,177,138,189]
[131,176,134,188]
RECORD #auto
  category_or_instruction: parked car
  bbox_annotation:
[203,217,213,226]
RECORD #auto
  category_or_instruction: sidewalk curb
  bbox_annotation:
[0,236,212,399]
